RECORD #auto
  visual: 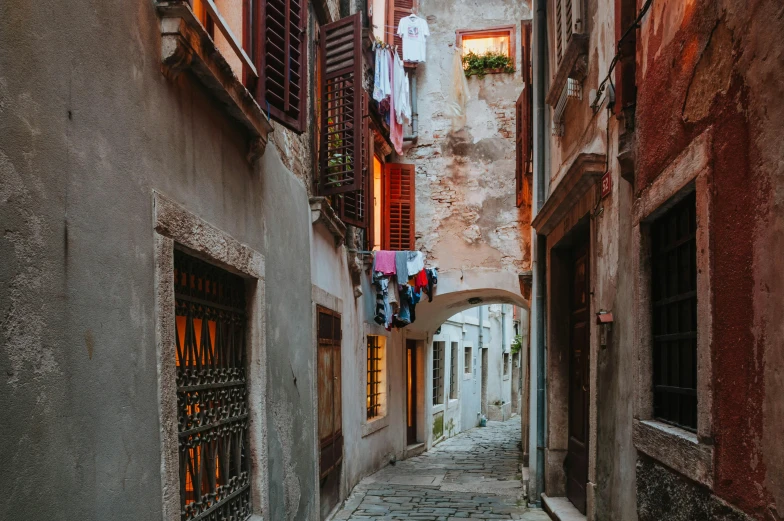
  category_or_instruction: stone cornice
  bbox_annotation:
[310,197,347,248]
[531,153,606,236]
[157,2,273,164]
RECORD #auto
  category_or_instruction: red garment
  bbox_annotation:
[414,269,428,292]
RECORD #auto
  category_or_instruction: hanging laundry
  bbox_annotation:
[397,14,430,63]
[372,250,397,275]
[424,268,438,303]
[372,46,392,102]
[389,52,404,154]
[395,251,409,282]
[406,250,425,275]
[395,61,411,125]
[446,47,471,131]
[413,269,428,292]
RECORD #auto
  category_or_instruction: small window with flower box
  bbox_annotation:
[456,25,516,78]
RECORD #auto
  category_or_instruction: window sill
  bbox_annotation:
[362,413,389,437]
[447,398,459,409]
[633,419,714,488]
[157,2,272,164]
[432,403,445,414]
[545,33,589,107]
[463,372,472,380]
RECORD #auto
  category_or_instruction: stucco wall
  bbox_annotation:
[0,1,324,519]
[635,1,784,519]
[405,0,532,275]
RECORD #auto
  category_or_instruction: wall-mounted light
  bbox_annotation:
[596,311,613,348]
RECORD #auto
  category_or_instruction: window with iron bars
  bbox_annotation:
[449,342,459,400]
[367,336,384,420]
[651,192,698,431]
[432,341,445,406]
[174,249,252,521]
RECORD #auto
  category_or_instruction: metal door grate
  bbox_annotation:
[367,336,382,419]
[651,193,698,431]
[174,250,251,521]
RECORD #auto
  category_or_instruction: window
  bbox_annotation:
[552,0,583,65]
[186,0,307,132]
[503,353,510,376]
[450,342,459,400]
[464,346,472,374]
[432,341,445,405]
[367,336,386,420]
[457,26,516,61]
[651,193,698,431]
[174,250,252,521]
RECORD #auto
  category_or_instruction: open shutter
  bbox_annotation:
[260,0,307,132]
[515,92,525,208]
[337,89,371,228]
[318,13,363,196]
[516,22,533,208]
[383,163,415,251]
[388,0,415,57]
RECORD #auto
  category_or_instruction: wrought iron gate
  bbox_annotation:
[174,250,251,521]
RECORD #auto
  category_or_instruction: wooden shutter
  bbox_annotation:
[516,22,533,208]
[388,0,415,57]
[554,0,564,64]
[337,89,371,228]
[318,13,363,196]
[383,163,415,251]
[260,0,307,132]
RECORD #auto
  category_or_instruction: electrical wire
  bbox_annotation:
[590,0,654,111]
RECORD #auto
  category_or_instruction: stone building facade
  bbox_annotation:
[0,2,533,521]
[527,0,784,520]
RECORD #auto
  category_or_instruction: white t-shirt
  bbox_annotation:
[397,15,429,63]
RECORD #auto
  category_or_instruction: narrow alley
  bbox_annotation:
[332,420,547,521]
[1,0,782,521]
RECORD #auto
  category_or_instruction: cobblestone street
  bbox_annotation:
[331,419,549,520]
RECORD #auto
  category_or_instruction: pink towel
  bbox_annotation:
[373,250,397,275]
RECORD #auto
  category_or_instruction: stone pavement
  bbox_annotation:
[330,419,550,520]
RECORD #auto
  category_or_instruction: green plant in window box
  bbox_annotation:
[510,335,523,355]
[462,50,515,78]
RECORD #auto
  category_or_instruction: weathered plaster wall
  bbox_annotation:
[636,1,784,519]
[406,0,532,276]
[0,1,323,519]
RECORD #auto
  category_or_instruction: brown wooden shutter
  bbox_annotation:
[383,163,416,251]
[554,0,563,64]
[388,0,415,57]
[260,0,307,132]
[337,89,372,228]
[516,22,533,208]
[318,13,363,196]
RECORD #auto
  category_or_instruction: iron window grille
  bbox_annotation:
[450,342,459,400]
[651,192,698,431]
[367,336,382,420]
[503,353,510,376]
[464,346,472,374]
[174,250,252,521]
[432,342,445,405]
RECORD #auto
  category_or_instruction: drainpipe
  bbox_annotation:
[530,0,549,508]
[403,75,418,144]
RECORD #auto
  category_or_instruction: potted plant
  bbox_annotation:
[462,50,515,79]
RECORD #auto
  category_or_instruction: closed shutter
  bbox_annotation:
[318,13,364,196]
[383,163,416,250]
[554,0,581,65]
[337,89,371,228]
[260,0,307,132]
[515,92,525,208]
[555,0,563,64]
[388,0,415,57]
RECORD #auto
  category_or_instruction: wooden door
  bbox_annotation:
[406,340,418,444]
[567,241,590,513]
[317,306,343,480]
